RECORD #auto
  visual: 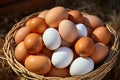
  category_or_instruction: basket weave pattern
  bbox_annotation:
[3,12,119,80]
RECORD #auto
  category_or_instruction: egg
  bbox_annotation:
[41,46,53,58]
[26,17,48,34]
[72,49,80,59]
[25,55,51,75]
[24,33,43,54]
[68,10,84,23]
[43,28,61,50]
[91,26,111,45]
[83,14,104,30]
[45,6,68,28]
[51,47,73,68]
[76,23,88,38]
[87,26,93,36]
[15,27,31,44]
[70,57,94,76]
[45,66,70,77]
[38,10,49,19]
[59,20,78,43]
[15,42,29,63]
[75,37,94,57]
[90,43,109,64]
[61,39,72,47]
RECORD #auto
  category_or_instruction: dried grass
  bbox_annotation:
[0,37,22,80]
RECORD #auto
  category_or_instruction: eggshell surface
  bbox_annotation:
[75,37,94,57]
[24,33,43,54]
[46,67,70,77]
[43,28,61,50]
[45,6,68,28]
[38,10,49,19]
[83,14,104,30]
[91,26,111,45]
[70,57,94,76]
[15,42,29,63]
[41,46,53,58]
[51,47,73,68]
[15,27,31,44]
[59,20,78,43]
[76,23,87,38]
[26,17,48,34]
[25,55,51,75]
[90,43,109,64]
[68,10,84,23]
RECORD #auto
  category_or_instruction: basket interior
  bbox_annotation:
[2,11,119,80]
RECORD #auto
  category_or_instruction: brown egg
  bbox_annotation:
[90,43,109,64]
[61,39,73,47]
[26,17,48,34]
[38,10,49,19]
[45,6,68,28]
[75,37,94,57]
[24,33,43,54]
[68,10,84,23]
[41,46,53,58]
[15,27,31,44]
[25,55,51,75]
[87,26,93,36]
[72,49,80,59]
[59,20,78,43]
[45,66,70,77]
[83,14,104,30]
[0,52,2,56]
[15,42,29,63]
[91,26,111,45]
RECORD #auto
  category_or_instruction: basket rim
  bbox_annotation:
[2,11,120,80]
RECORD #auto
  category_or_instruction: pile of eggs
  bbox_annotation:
[14,6,111,77]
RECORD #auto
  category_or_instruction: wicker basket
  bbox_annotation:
[3,12,119,80]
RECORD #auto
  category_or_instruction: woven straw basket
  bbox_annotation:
[3,11,119,80]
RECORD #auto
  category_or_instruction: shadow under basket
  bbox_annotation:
[3,12,120,80]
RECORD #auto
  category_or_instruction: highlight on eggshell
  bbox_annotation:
[91,26,111,45]
[68,10,84,23]
[75,23,88,38]
[24,54,51,75]
[43,28,61,50]
[90,43,109,64]
[83,14,104,30]
[24,33,43,54]
[15,26,31,44]
[15,42,29,64]
[59,20,78,43]
[26,17,48,34]
[45,6,68,28]
[38,10,49,19]
[75,37,94,57]
[51,47,74,68]
[70,57,94,76]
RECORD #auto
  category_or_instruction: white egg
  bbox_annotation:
[76,23,87,38]
[70,57,94,76]
[51,47,74,68]
[43,28,61,50]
